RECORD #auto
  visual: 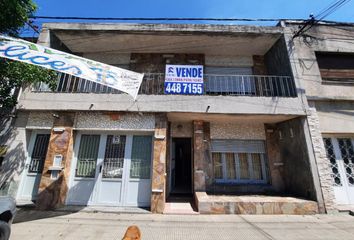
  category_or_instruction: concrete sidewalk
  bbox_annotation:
[11,210,354,240]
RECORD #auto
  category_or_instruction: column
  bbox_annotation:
[36,112,75,210]
[151,113,167,213]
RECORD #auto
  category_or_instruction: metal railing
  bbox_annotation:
[102,159,124,178]
[32,72,297,97]
[75,159,97,178]
[28,158,44,173]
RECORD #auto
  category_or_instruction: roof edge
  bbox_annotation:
[41,22,283,35]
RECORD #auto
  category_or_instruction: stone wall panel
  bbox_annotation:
[210,122,265,140]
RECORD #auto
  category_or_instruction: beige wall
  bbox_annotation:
[205,55,253,67]
[170,122,193,138]
[0,112,31,197]
[82,53,130,66]
[285,25,354,100]
[27,112,54,129]
[19,91,306,116]
[313,101,354,134]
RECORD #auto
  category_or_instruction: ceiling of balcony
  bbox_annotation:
[167,112,299,123]
[53,31,281,56]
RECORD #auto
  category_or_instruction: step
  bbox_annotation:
[195,192,319,215]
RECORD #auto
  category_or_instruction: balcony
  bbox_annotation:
[32,73,297,98]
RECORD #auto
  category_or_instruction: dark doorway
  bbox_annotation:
[171,138,192,195]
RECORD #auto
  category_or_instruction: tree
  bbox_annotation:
[0,0,57,115]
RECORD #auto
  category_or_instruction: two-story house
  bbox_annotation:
[0,23,325,214]
[282,20,354,213]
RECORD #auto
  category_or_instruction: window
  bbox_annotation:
[323,137,354,186]
[75,135,100,178]
[316,52,354,84]
[102,135,126,178]
[29,134,50,173]
[211,140,268,184]
[130,136,152,179]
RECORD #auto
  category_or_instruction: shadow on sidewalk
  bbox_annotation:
[13,208,78,224]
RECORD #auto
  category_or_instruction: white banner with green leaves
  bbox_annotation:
[0,35,143,99]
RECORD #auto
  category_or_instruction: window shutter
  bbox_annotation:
[211,139,265,153]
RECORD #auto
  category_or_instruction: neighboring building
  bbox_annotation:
[282,20,354,212]
[1,21,345,214]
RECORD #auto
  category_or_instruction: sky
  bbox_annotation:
[22,0,354,36]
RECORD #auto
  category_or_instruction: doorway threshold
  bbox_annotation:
[163,202,199,215]
[165,195,198,215]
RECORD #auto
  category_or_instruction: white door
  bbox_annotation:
[323,137,354,205]
[67,133,152,207]
[18,132,50,201]
[66,134,101,205]
[124,135,152,207]
[95,134,128,206]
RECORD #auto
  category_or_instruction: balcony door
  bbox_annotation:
[67,132,153,207]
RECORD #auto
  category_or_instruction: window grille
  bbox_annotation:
[337,138,354,186]
[29,134,50,173]
[102,135,126,178]
[76,135,100,178]
[130,136,152,179]
[323,138,342,186]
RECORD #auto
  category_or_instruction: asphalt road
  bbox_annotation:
[10,210,354,240]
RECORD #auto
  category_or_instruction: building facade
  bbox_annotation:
[282,20,354,212]
[1,21,351,214]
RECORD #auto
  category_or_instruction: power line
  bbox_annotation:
[292,0,352,38]
[315,0,351,20]
[25,21,40,33]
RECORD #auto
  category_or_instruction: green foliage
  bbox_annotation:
[0,0,36,37]
[0,59,57,111]
[0,0,58,114]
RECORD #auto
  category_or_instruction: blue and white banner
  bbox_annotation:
[164,64,203,95]
[0,35,144,99]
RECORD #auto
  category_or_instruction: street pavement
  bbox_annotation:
[11,209,354,240]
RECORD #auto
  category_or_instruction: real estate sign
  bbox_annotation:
[164,65,203,95]
[0,35,144,100]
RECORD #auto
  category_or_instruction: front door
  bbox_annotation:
[67,133,152,207]
[171,138,192,194]
[323,137,354,205]
[18,131,50,201]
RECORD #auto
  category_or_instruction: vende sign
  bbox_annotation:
[164,65,203,95]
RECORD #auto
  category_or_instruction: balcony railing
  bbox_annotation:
[32,73,297,97]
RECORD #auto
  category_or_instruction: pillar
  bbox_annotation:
[151,113,167,213]
[203,122,213,191]
[36,112,74,210]
[193,120,206,191]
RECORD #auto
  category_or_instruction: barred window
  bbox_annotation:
[102,135,126,179]
[130,136,152,179]
[76,135,100,178]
